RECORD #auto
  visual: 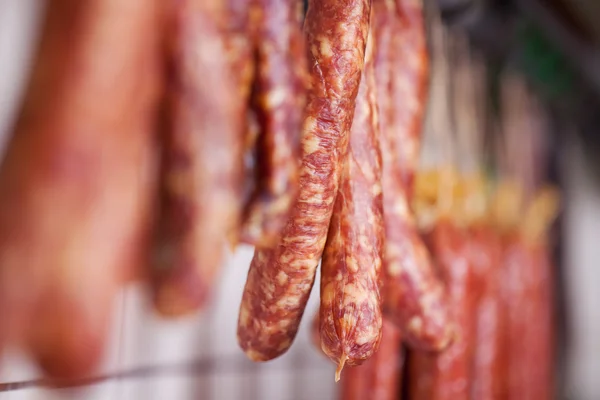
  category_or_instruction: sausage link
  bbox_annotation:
[527,243,554,400]
[319,31,384,379]
[311,311,321,351]
[0,0,161,378]
[373,0,452,350]
[224,0,257,247]
[239,0,308,247]
[500,235,528,399]
[409,221,476,400]
[237,0,372,361]
[151,0,244,316]
[501,236,554,400]
[391,0,430,198]
[339,320,404,400]
[470,226,504,400]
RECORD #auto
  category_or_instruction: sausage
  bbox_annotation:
[409,220,476,400]
[319,30,384,380]
[501,234,531,399]
[0,0,161,378]
[391,0,430,197]
[501,235,554,400]
[223,0,257,247]
[237,0,372,362]
[469,225,503,400]
[339,320,403,400]
[373,0,452,350]
[151,0,244,316]
[238,0,308,248]
[311,311,321,351]
[526,243,554,400]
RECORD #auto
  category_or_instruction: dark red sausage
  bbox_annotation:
[237,0,372,362]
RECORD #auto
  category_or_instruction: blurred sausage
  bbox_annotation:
[470,225,503,400]
[238,0,307,248]
[223,0,256,246]
[150,0,244,316]
[501,235,554,400]
[373,0,452,350]
[339,320,403,400]
[237,0,372,362]
[319,32,384,380]
[0,0,162,378]
[409,220,476,400]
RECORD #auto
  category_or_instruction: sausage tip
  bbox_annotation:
[335,353,347,382]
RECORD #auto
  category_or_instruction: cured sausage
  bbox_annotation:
[501,208,556,399]
[237,0,372,362]
[409,220,476,400]
[0,0,162,378]
[311,311,321,351]
[151,0,244,316]
[521,187,558,400]
[319,31,384,380]
[469,225,503,400]
[526,243,554,400]
[223,0,257,247]
[238,0,308,248]
[501,234,533,399]
[339,320,403,400]
[373,0,452,350]
[392,0,430,197]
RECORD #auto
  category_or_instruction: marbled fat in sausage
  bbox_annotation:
[373,0,452,350]
[319,30,384,380]
[237,0,372,361]
[0,0,162,378]
[151,0,244,316]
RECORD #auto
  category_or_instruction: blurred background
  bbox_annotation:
[1,0,600,399]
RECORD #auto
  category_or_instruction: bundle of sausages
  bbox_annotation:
[406,36,559,400]
[0,0,308,379]
[0,0,558,396]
